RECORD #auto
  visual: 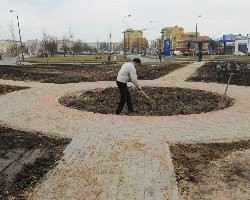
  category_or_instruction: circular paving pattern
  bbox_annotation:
[59,87,235,116]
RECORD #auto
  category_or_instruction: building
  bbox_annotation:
[234,35,249,53]
[0,40,21,55]
[160,25,211,54]
[27,40,43,54]
[161,26,185,50]
[124,29,147,53]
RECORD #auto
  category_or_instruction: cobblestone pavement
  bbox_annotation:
[0,61,249,199]
[27,136,178,200]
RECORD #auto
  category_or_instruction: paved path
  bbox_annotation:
[0,54,17,65]
[0,61,249,199]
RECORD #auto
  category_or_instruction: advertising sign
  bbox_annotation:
[164,39,171,56]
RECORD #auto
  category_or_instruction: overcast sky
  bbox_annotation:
[0,0,250,42]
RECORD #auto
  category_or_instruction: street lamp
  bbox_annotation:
[123,14,131,60]
[10,10,24,62]
[195,15,202,55]
[247,34,250,56]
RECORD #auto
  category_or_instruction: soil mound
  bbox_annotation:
[170,140,250,199]
[59,87,234,116]
[187,61,250,86]
[0,85,71,199]
[0,63,188,84]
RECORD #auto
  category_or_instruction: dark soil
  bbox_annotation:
[186,61,250,86]
[0,63,188,84]
[0,85,71,199]
[170,140,250,195]
[59,87,234,116]
[0,84,28,95]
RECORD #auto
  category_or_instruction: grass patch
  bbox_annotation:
[25,54,128,63]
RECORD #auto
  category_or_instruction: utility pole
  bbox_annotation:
[194,15,202,56]
[123,14,131,60]
[10,10,24,62]
[247,34,250,55]
[108,25,112,55]
[97,39,99,59]
[123,30,126,60]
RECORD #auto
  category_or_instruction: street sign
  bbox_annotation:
[164,39,171,56]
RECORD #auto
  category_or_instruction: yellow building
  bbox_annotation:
[197,35,209,50]
[183,32,209,51]
[161,26,184,50]
[0,40,21,54]
[124,29,147,53]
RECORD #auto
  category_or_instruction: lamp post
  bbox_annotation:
[123,14,131,60]
[247,34,249,56]
[195,15,202,55]
[141,28,147,54]
[10,10,24,62]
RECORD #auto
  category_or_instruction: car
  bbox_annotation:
[182,52,190,56]
[172,51,183,56]
[233,51,246,56]
[202,50,210,55]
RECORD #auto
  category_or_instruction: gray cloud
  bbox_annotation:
[0,0,249,42]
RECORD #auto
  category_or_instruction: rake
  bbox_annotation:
[141,90,156,109]
[218,73,234,108]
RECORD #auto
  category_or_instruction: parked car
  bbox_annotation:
[182,52,190,56]
[202,50,210,55]
[216,51,224,55]
[172,51,183,56]
[233,51,246,56]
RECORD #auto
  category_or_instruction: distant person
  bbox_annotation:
[113,54,117,64]
[116,58,143,115]
[159,53,162,62]
[108,53,111,64]
[198,51,202,62]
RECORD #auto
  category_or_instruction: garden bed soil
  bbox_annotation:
[0,62,189,84]
[59,87,234,116]
[0,85,71,199]
[0,84,28,95]
[170,141,250,199]
[186,61,250,86]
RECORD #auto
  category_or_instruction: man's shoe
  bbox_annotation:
[116,113,125,115]
[115,111,125,115]
[128,108,136,113]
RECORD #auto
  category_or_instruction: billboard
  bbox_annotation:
[164,39,171,56]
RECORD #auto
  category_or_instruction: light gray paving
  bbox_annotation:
[0,61,249,199]
[27,136,179,200]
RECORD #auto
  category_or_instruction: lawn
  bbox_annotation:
[24,54,127,63]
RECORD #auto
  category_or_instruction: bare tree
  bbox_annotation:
[60,25,74,57]
[71,40,83,55]
[42,28,57,57]
[8,21,17,55]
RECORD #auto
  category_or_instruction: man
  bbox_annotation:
[113,54,117,64]
[159,53,162,62]
[116,58,142,115]
[198,50,202,62]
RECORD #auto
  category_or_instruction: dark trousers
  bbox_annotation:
[198,54,202,62]
[116,81,133,114]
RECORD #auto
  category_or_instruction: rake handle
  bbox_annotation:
[224,73,234,95]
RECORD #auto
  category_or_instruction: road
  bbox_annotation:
[0,54,17,65]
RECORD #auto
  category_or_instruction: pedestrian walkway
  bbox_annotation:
[27,136,179,200]
[0,61,249,199]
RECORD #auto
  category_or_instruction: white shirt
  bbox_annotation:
[117,62,139,87]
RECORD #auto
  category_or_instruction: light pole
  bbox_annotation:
[123,14,131,60]
[247,34,250,56]
[195,15,202,55]
[10,10,24,62]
